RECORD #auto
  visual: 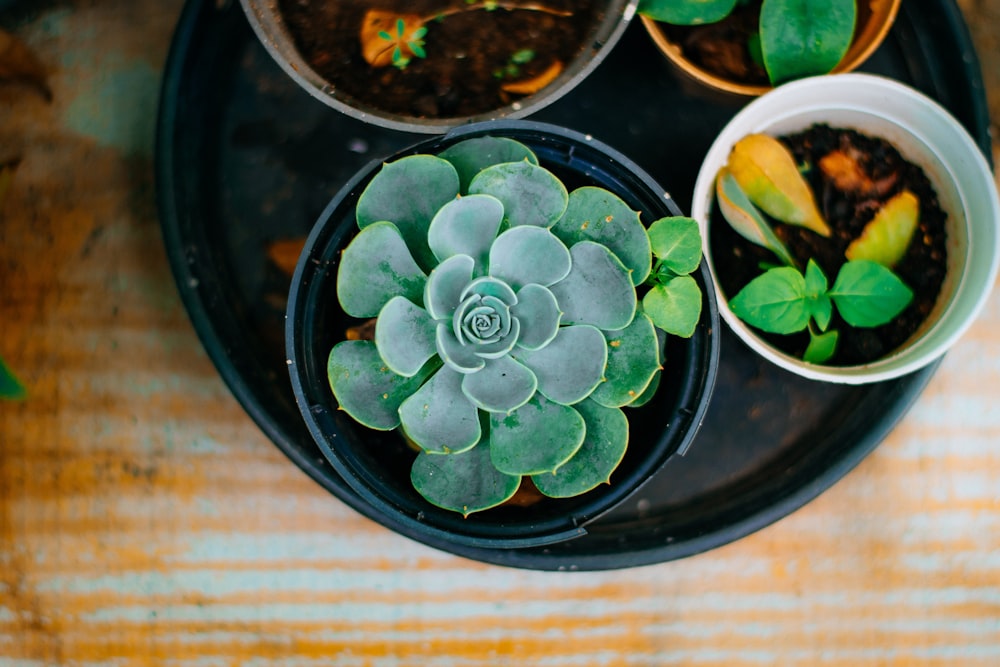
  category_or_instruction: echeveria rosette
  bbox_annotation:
[328,137,666,516]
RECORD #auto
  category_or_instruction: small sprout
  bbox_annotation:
[845,190,920,268]
[642,216,704,338]
[360,11,428,69]
[726,133,831,237]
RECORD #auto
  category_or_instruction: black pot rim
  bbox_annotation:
[284,119,721,550]
[238,0,640,134]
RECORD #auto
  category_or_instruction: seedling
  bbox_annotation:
[377,18,427,70]
[493,49,536,80]
[638,0,858,85]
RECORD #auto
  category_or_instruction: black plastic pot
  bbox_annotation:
[238,0,638,134]
[284,120,720,550]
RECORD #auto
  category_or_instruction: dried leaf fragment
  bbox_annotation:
[0,28,51,101]
[500,59,563,95]
[265,237,306,276]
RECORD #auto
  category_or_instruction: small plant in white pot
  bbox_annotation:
[692,73,1000,383]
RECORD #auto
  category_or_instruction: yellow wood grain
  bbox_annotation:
[2,1,999,665]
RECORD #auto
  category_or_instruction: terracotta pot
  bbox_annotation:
[641,0,901,99]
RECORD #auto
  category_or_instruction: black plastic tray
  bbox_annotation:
[156,0,991,570]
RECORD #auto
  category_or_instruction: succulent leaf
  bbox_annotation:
[726,134,831,237]
[374,297,437,377]
[425,254,475,321]
[410,443,521,516]
[552,186,652,285]
[356,154,461,271]
[427,194,504,272]
[438,137,539,192]
[436,323,486,374]
[844,190,920,268]
[511,284,561,350]
[532,398,628,498]
[716,168,797,267]
[636,0,738,25]
[399,366,482,454]
[327,340,437,430]
[548,242,636,330]
[468,160,568,228]
[514,325,607,405]
[337,222,427,318]
[461,355,538,413]
[589,312,661,408]
[647,216,703,276]
[489,394,586,475]
[488,225,572,289]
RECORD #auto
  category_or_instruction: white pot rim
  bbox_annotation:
[692,73,1000,384]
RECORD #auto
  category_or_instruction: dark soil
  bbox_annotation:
[710,124,949,366]
[278,0,601,119]
[660,2,768,85]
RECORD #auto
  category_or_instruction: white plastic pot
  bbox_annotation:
[692,73,1000,384]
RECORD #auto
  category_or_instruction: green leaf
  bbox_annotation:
[804,259,833,331]
[374,297,438,377]
[589,312,661,408]
[760,0,857,85]
[436,323,486,373]
[488,226,571,289]
[427,194,504,271]
[551,186,652,285]
[514,325,607,406]
[829,260,914,328]
[642,275,703,338]
[438,137,538,193]
[327,341,437,430]
[716,169,797,268]
[548,242,636,331]
[489,394,586,475]
[425,254,475,321]
[728,266,811,334]
[0,356,26,400]
[532,399,629,498]
[411,443,521,516]
[511,284,561,351]
[337,222,427,318]
[461,355,537,413]
[356,154,460,271]
[637,0,738,24]
[804,328,839,364]
[647,216,702,276]
[399,366,482,453]
[468,161,568,228]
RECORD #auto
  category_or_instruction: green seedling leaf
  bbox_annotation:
[647,216,702,276]
[551,186,652,285]
[411,443,521,516]
[637,0,738,24]
[716,168,797,268]
[469,160,568,228]
[337,222,427,318]
[845,190,921,268]
[327,341,437,430]
[642,275,702,338]
[760,0,856,85]
[532,399,628,498]
[804,328,839,364]
[489,394,585,475]
[829,260,914,328]
[729,266,811,334]
[356,154,460,271]
[548,242,636,331]
[399,366,482,454]
[0,356,26,400]
[590,312,661,408]
[726,134,831,237]
[804,259,833,331]
[438,137,538,192]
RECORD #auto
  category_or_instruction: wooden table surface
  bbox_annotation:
[2,1,999,664]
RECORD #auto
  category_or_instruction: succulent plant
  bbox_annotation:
[328,136,702,515]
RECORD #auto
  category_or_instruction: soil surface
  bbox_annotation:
[278,0,601,119]
[710,124,949,366]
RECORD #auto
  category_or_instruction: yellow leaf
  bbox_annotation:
[845,190,920,268]
[727,133,830,237]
